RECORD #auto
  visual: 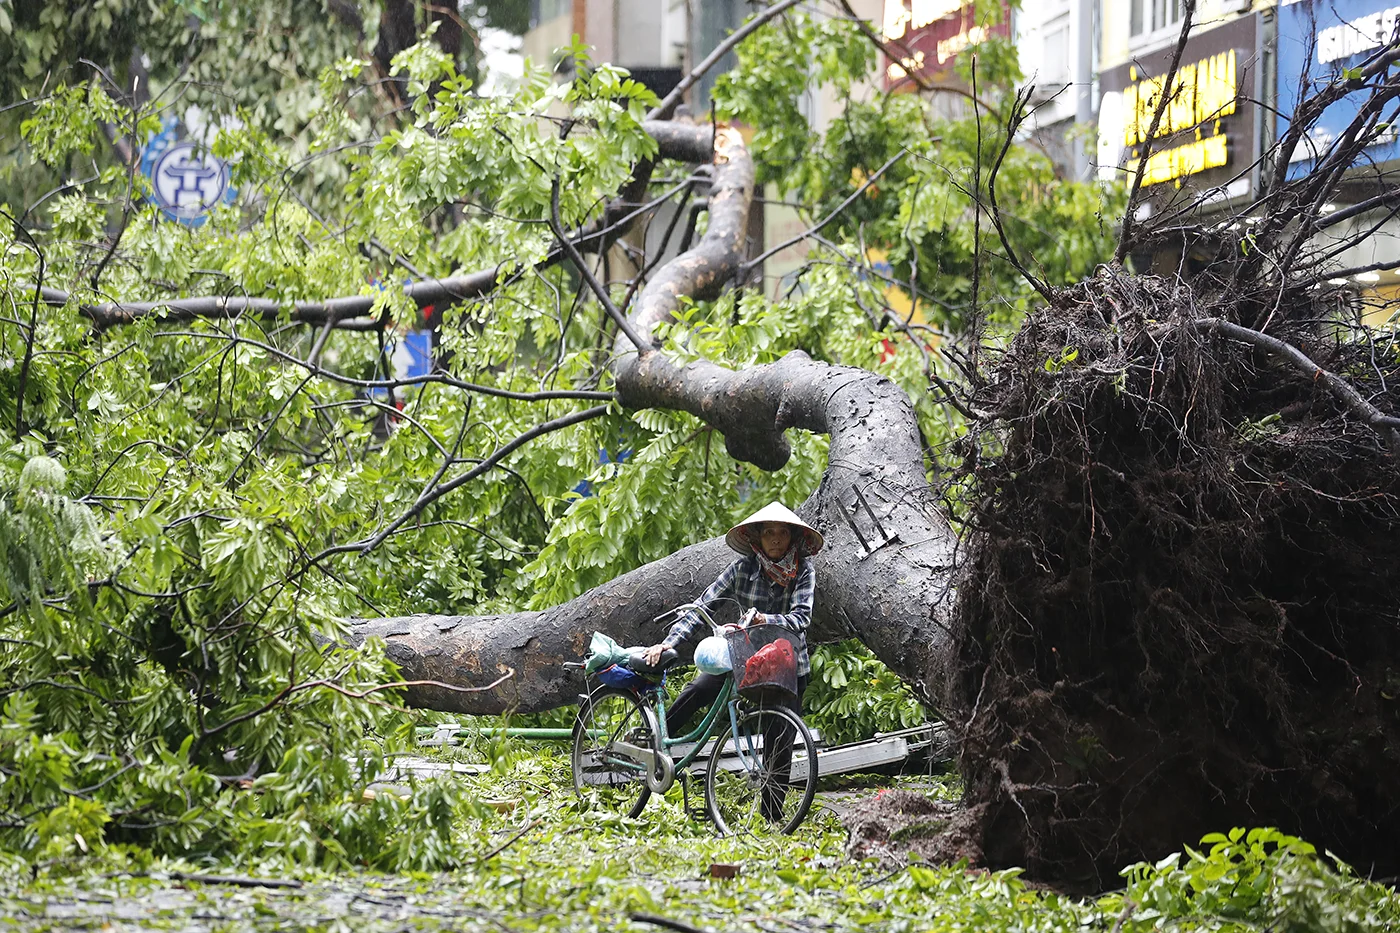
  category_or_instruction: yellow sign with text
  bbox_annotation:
[1121,49,1238,185]
[1128,134,1230,187]
[1124,50,1237,146]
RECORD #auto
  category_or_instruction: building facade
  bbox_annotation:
[523,1,1400,309]
[1276,0,1400,312]
[1015,0,1098,179]
[1095,1,1262,222]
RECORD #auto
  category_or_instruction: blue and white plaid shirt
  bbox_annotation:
[662,554,816,675]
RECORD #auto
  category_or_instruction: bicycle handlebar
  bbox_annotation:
[653,600,760,637]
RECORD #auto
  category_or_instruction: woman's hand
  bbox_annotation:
[642,643,667,667]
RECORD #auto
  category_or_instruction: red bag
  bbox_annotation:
[734,634,797,695]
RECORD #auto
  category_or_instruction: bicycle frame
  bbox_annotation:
[652,674,739,771]
[581,601,769,794]
[639,602,767,788]
[574,602,812,830]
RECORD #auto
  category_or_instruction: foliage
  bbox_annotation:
[0,0,529,215]
[0,748,1393,933]
[0,0,1124,868]
[0,43,670,864]
[712,10,1124,330]
[806,641,927,745]
[0,0,373,213]
[1108,827,1400,932]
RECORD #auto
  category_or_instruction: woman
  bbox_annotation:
[641,501,823,820]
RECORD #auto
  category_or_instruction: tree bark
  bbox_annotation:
[347,123,960,714]
[373,0,420,106]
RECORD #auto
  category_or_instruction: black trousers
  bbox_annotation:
[667,671,809,820]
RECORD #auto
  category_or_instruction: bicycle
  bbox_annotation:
[567,602,819,835]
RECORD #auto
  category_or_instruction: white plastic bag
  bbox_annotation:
[694,635,733,675]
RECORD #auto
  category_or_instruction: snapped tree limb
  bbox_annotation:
[38,123,717,332]
[348,125,960,714]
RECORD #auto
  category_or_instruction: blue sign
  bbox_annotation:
[1277,0,1400,178]
[403,332,433,378]
[140,114,235,225]
[572,447,632,498]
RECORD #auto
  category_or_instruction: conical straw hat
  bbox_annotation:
[725,501,825,556]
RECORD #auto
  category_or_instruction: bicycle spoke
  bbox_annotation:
[572,688,656,818]
[705,703,817,835]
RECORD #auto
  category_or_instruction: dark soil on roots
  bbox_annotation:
[841,789,977,866]
[939,270,1400,890]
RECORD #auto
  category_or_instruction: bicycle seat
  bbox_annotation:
[626,647,679,675]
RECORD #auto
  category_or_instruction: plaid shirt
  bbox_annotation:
[662,554,816,675]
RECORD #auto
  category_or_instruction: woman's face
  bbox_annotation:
[758,522,794,559]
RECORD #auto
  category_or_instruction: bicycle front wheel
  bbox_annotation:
[571,687,658,819]
[705,702,817,836]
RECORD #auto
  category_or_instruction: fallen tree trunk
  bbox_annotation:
[346,118,1400,892]
[348,123,959,714]
[350,348,958,713]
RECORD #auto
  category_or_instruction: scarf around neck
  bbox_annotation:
[753,540,801,586]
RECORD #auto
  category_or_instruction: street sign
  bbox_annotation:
[140,115,235,225]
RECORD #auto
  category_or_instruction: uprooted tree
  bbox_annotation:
[3,0,1399,885]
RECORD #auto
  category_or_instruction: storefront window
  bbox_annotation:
[529,0,571,30]
[1131,0,1185,37]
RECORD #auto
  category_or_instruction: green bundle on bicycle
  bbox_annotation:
[567,502,824,835]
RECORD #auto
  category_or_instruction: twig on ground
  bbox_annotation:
[475,817,543,864]
[129,871,304,889]
[630,914,708,933]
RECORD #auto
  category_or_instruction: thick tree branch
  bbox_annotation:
[1198,317,1400,454]
[348,126,958,715]
[40,123,716,332]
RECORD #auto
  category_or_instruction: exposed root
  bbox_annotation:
[843,790,981,867]
[935,268,1400,888]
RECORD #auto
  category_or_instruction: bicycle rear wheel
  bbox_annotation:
[704,702,817,835]
[571,687,658,819]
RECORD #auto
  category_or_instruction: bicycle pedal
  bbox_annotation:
[679,773,707,820]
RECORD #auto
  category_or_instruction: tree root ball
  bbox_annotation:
[842,790,979,866]
[942,273,1400,889]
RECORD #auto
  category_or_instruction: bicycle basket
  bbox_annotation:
[725,624,798,699]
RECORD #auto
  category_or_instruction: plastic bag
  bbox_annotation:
[727,624,798,697]
[596,663,649,691]
[694,635,733,675]
[584,631,630,674]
